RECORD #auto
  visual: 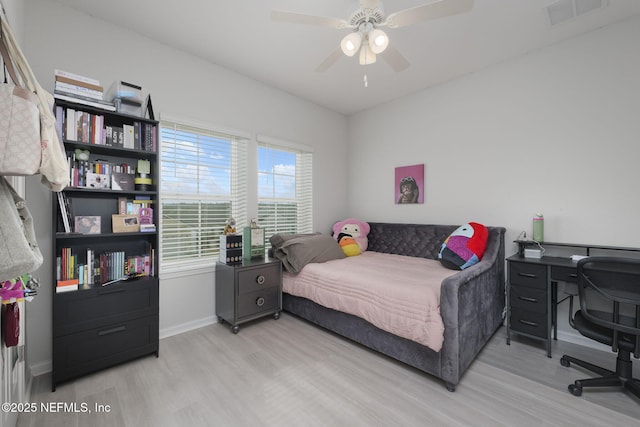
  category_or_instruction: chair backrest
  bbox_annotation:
[577,257,640,357]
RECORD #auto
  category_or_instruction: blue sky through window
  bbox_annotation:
[258,146,296,200]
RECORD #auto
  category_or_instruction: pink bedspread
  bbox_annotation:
[282,251,457,351]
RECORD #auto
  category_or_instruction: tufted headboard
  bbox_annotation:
[366,223,457,259]
[366,222,504,263]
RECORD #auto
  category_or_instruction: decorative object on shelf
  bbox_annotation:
[139,207,153,225]
[220,234,242,265]
[0,177,43,282]
[74,216,101,234]
[243,218,265,259]
[135,159,152,190]
[223,218,236,235]
[112,214,140,233]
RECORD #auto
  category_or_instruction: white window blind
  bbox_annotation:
[257,139,313,242]
[160,120,248,270]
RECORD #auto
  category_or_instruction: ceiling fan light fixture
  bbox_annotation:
[340,32,362,57]
[359,44,376,65]
[368,28,389,54]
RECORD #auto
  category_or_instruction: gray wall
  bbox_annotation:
[347,15,640,344]
[21,0,349,375]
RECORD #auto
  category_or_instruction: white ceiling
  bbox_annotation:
[49,0,640,115]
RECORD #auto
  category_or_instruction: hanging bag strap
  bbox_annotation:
[0,19,21,86]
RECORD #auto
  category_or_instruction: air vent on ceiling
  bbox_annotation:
[545,0,608,26]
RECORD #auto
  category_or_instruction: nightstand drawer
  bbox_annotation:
[510,308,547,338]
[510,285,547,313]
[509,263,547,288]
[237,288,280,319]
[238,265,280,294]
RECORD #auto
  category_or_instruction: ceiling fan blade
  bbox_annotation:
[271,11,350,29]
[315,48,344,72]
[383,0,473,28]
[380,46,410,72]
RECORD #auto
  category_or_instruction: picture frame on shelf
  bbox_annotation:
[112,214,140,233]
[74,216,101,234]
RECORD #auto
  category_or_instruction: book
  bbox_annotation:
[55,74,103,92]
[53,93,116,112]
[57,192,72,233]
[55,81,103,99]
[111,173,135,191]
[56,279,79,293]
[54,69,100,86]
[123,124,135,149]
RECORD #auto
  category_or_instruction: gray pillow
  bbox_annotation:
[269,232,319,249]
[272,234,345,273]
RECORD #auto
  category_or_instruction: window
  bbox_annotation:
[160,119,248,271]
[257,137,313,242]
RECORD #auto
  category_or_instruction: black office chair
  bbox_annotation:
[560,257,640,399]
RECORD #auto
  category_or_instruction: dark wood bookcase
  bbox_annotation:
[51,99,159,391]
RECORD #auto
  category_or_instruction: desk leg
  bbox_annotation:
[552,280,558,341]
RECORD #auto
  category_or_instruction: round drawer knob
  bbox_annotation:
[256,275,265,285]
[256,297,265,307]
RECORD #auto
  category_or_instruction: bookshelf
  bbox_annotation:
[51,98,159,391]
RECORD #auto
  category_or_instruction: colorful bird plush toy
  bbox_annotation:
[438,222,489,270]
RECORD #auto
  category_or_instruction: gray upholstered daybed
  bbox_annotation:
[280,222,506,391]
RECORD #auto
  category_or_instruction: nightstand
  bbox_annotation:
[215,258,282,334]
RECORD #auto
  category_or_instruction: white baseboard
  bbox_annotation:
[159,316,217,339]
[556,330,610,352]
[30,316,219,377]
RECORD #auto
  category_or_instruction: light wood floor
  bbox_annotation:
[19,313,640,426]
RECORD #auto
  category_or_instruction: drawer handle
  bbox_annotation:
[518,296,538,303]
[518,273,538,278]
[98,288,126,295]
[97,325,126,336]
[256,275,265,285]
[568,274,577,278]
[518,319,538,327]
[256,297,265,307]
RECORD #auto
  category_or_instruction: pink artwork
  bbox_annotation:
[395,164,424,204]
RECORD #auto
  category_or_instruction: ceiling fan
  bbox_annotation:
[271,0,474,73]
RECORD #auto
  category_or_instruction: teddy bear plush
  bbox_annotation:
[332,218,370,256]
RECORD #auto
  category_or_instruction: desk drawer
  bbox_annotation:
[551,266,578,283]
[510,285,547,314]
[509,263,547,289]
[510,308,547,338]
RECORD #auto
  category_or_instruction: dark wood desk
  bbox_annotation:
[506,242,640,357]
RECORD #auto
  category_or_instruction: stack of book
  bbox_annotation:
[53,69,116,111]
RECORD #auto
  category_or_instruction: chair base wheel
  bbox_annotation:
[568,383,582,396]
[560,356,571,367]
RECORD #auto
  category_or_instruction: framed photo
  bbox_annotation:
[74,215,101,234]
[395,164,424,204]
[112,214,140,233]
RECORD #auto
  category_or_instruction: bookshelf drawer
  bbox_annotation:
[53,278,158,336]
[53,314,158,386]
